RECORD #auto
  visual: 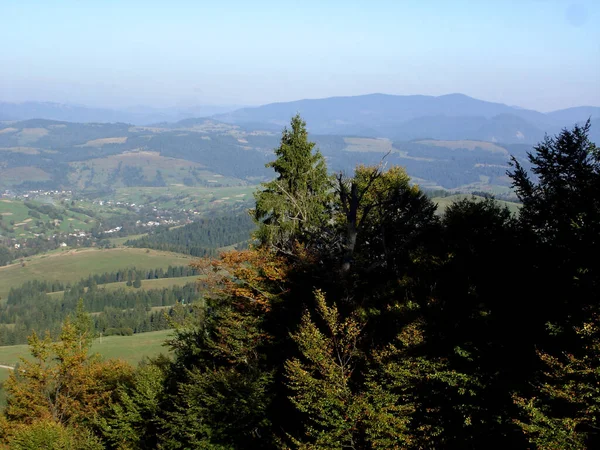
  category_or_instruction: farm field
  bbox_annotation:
[108,233,148,246]
[112,184,257,211]
[343,137,394,153]
[0,247,193,299]
[415,139,509,154]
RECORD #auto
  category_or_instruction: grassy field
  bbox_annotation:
[69,151,207,188]
[343,137,394,153]
[0,247,193,299]
[416,139,509,154]
[108,233,148,246]
[0,328,173,370]
[46,275,200,300]
[433,194,521,215]
[113,185,256,211]
[101,275,199,292]
[0,198,96,239]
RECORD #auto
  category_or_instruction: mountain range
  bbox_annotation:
[214,93,600,144]
[2,94,598,145]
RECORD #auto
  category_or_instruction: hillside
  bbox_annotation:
[1,94,598,193]
[0,119,274,190]
[0,119,526,192]
[0,247,192,299]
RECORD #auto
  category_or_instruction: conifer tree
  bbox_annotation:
[253,114,331,249]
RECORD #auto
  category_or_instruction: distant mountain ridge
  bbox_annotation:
[0,101,242,126]
[213,93,600,144]
[2,94,598,145]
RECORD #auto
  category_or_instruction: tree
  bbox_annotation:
[509,120,599,251]
[285,292,479,449]
[335,164,436,274]
[508,120,600,327]
[3,314,133,432]
[99,362,167,450]
[285,290,367,448]
[253,114,331,249]
[513,311,600,449]
[158,250,290,449]
[3,419,103,450]
[508,121,600,449]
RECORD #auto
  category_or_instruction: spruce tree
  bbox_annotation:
[253,114,331,249]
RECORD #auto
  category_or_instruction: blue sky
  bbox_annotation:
[1,0,598,111]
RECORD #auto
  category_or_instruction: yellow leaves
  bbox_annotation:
[4,318,134,429]
[397,320,425,348]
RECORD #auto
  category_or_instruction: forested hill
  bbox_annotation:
[0,117,534,192]
[2,94,599,193]
[125,214,255,256]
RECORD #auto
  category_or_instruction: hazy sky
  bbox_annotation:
[1,0,598,111]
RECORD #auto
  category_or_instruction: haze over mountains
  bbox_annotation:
[1,92,599,194]
[2,93,599,145]
[214,93,600,144]
[0,102,243,126]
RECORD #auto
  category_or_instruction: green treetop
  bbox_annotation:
[253,114,331,249]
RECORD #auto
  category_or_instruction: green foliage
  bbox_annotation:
[285,291,366,448]
[157,250,288,449]
[99,363,166,449]
[7,420,103,450]
[513,313,600,449]
[254,114,331,248]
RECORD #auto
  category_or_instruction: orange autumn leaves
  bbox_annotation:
[191,248,290,314]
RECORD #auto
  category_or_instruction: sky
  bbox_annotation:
[0,0,598,111]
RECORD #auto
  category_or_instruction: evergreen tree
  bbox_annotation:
[508,122,600,448]
[253,114,331,249]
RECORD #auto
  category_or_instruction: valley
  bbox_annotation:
[2,94,597,200]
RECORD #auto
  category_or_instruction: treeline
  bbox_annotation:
[4,266,199,297]
[0,273,202,345]
[0,236,89,266]
[1,118,598,449]
[125,214,255,256]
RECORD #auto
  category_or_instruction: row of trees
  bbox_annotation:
[1,116,598,448]
[5,266,199,300]
[0,278,201,345]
